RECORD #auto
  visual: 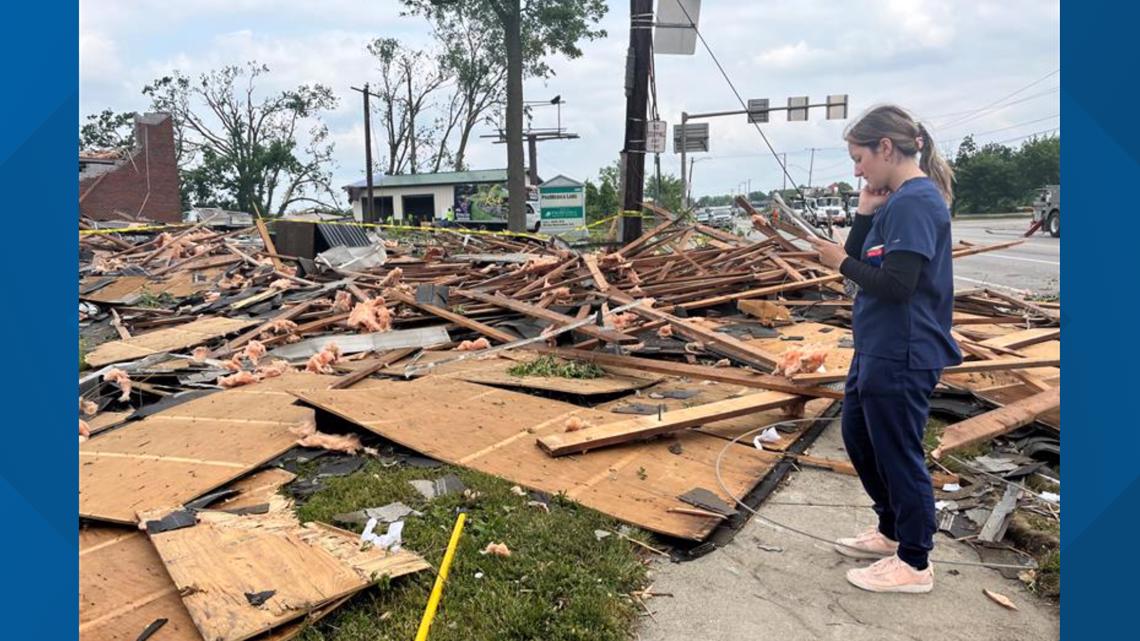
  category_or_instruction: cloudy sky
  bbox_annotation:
[80,0,1059,203]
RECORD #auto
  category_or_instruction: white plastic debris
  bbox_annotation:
[942,483,962,492]
[361,518,404,552]
[1040,491,1060,504]
[594,529,612,541]
[752,427,781,450]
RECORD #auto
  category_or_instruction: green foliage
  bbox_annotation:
[951,134,1060,214]
[79,109,137,151]
[142,62,340,215]
[645,172,684,214]
[507,355,605,379]
[585,161,621,223]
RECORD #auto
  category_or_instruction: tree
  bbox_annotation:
[367,39,450,175]
[950,134,1058,214]
[79,109,137,151]
[585,161,620,223]
[645,172,683,213]
[427,9,508,171]
[403,0,608,231]
[142,62,340,215]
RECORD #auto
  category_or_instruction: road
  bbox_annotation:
[736,215,1060,296]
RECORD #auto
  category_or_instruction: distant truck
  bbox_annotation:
[1031,185,1060,238]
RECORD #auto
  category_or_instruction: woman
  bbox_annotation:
[809,105,961,594]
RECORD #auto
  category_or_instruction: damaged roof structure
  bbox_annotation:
[78,199,1060,640]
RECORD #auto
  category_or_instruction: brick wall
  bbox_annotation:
[79,113,182,224]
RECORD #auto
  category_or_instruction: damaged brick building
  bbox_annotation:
[79,112,181,224]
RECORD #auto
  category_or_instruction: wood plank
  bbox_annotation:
[792,357,1063,384]
[388,290,516,343]
[951,238,1025,258]
[328,347,418,390]
[931,387,1060,458]
[676,274,844,311]
[583,253,611,292]
[535,346,843,400]
[608,292,782,370]
[79,373,327,524]
[255,217,286,272]
[455,288,637,344]
[980,328,1061,350]
[86,316,258,367]
[538,391,801,456]
[144,502,428,641]
[290,378,782,541]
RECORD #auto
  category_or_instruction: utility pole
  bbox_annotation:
[781,153,787,191]
[350,84,380,224]
[620,0,653,245]
[527,134,539,185]
[807,147,820,191]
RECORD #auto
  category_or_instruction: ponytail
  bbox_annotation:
[917,123,954,206]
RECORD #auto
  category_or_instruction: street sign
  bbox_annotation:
[654,0,702,55]
[747,98,770,123]
[827,94,849,120]
[646,120,667,153]
[539,175,586,238]
[673,122,709,153]
[788,96,809,122]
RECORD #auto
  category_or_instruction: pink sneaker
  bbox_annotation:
[834,527,899,559]
[846,555,934,593]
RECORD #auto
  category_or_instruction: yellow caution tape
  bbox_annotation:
[275,217,550,242]
[79,223,191,236]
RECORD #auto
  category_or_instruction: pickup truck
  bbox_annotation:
[1031,185,1059,238]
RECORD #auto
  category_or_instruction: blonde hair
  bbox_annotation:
[844,104,954,206]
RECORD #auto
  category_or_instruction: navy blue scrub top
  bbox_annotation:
[852,177,962,370]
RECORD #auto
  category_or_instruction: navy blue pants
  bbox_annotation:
[842,353,941,569]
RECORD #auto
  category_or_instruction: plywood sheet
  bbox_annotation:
[291,378,782,540]
[80,527,200,641]
[80,373,326,524]
[85,410,133,436]
[85,316,258,367]
[80,525,370,641]
[145,503,428,641]
[80,269,223,305]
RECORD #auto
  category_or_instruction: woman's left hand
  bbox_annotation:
[808,237,847,270]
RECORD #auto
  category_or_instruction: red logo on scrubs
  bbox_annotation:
[866,244,884,258]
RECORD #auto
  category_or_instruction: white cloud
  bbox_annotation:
[79,0,1060,203]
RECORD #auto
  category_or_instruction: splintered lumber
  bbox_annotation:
[786,453,958,487]
[537,390,802,456]
[80,525,343,641]
[982,288,1060,323]
[85,316,258,367]
[387,290,516,343]
[980,328,1060,350]
[328,347,418,390]
[608,291,782,370]
[289,377,782,540]
[79,373,327,524]
[142,502,428,641]
[931,387,1060,459]
[455,288,637,344]
[792,356,1063,384]
[676,274,844,311]
[582,253,611,292]
[535,346,842,399]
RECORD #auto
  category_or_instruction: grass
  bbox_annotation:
[922,416,991,474]
[136,290,176,308]
[507,356,606,380]
[79,339,88,371]
[294,463,649,641]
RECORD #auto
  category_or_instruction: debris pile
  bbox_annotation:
[79,204,1059,638]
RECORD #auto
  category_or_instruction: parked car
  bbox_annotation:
[816,196,848,227]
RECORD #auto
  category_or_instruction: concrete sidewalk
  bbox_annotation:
[637,421,1060,641]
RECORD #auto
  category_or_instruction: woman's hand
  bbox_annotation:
[858,185,891,215]
[808,236,847,270]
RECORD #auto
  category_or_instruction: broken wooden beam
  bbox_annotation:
[455,288,638,344]
[791,356,1063,385]
[537,391,802,456]
[931,387,1060,459]
[534,347,843,400]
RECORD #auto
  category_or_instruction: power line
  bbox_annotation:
[933,68,1059,130]
[671,0,814,208]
